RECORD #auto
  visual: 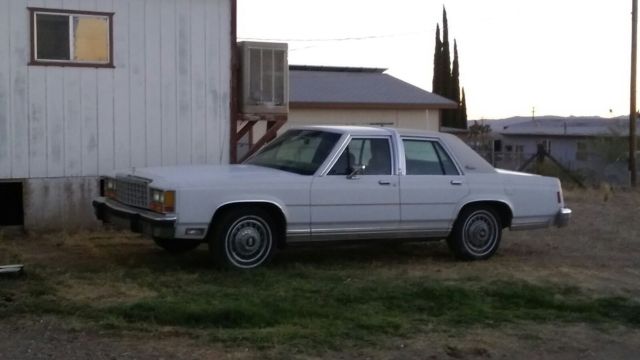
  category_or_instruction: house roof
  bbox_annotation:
[483,116,638,137]
[289,65,457,110]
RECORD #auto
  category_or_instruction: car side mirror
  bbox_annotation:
[347,164,366,179]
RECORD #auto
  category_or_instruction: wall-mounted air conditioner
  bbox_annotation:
[239,41,289,114]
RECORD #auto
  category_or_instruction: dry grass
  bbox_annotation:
[1,189,640,358]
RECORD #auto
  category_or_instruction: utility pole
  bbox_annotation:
[631,0,638,187]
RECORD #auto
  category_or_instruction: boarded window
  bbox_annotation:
[30,8,113,67]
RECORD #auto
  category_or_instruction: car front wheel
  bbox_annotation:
[209,207,277,269]
[447,206,502,260]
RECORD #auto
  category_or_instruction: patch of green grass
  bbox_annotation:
[3,266,640,349]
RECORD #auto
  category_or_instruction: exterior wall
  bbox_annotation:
[0,0,232,229]
[500,136,584,169]
[23,177,101,230]
[284,108,441,132]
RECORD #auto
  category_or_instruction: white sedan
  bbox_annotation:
[93,126,571,269]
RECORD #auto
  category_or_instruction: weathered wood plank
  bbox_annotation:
[128,0,147,167]
[112,0,131,170]
[205,0,221,164]
[97,0,114,175]
[176,0,192,164]
[27,0,49,178]
[145,0,162,167]
[96,0,115,174]
[61,0,82,176]
[46,68,65,177]
[190,0,207,164]
[0,0,11,178]
[10,0,30,178]
[27,66,47,178]
[80,69,98,176]
[217,0,231,164]
[160,0,178,166]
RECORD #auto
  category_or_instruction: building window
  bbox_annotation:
[515,145,524,153]
[29,7,114,67]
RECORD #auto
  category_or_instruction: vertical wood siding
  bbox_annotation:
[0,0,231,179]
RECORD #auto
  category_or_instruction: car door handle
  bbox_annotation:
[378,180,391,185]
[450,180,463,186]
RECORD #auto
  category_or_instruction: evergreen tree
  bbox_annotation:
[457,87,468,129]
[451,40,461,104]
[432,24,443,95]
[441,7,452,100]
[431,6,466,129]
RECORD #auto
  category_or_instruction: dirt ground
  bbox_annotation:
[1,188,640,359]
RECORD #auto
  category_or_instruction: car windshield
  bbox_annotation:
[244,130,341,175]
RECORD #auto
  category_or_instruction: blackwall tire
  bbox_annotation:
[447,206,502,261]
[209,207,277,269]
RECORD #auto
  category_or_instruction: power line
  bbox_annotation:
[238,32,424,43]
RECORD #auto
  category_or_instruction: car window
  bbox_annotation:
[245,130,340,175]
[329,138,392,175]
[403,139,459,175]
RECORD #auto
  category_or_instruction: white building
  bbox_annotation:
[285,66,456,132]
[0,0,233,229]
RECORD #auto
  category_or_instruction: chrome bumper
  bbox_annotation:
[92,197,176,239]
[554,207,571,228]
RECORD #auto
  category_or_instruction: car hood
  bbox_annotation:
[113,164,306,189]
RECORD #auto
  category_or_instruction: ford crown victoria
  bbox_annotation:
[93,126,571,269]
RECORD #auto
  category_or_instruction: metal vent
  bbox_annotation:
[115,176,149,209]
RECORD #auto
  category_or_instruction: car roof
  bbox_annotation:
[290,125,445,138]
[288,125,496,174]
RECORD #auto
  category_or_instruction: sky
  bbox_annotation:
[238,0,633,120]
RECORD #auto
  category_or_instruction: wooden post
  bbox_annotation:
[631,0,638,187]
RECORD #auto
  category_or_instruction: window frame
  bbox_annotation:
[400,137,462,176]
[29,7,115,68]
[326,135,396,176]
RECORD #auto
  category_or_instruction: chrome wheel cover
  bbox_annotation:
[461,210,499,256]
[225,215,272,268]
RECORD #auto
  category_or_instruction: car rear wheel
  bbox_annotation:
[153,238,201,253]
[209,207,277,269]
[447,206,502,260]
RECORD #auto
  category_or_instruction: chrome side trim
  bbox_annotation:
[290,228,450,243]
[509,221,552,231]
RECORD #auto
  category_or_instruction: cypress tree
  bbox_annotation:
[458,87,468,129]
[432,6,466,129]
[432,24,443,95]
[451,40,461,104]
[441,7,452,100]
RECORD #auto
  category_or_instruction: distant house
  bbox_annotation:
[482,116,638,182]
[284,65,456,132]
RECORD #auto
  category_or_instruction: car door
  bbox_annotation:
[310,136,400,240]
[399,137,470,234]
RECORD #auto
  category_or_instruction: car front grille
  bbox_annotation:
[115,176,150,209]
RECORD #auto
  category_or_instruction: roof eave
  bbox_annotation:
[290,101,458,110]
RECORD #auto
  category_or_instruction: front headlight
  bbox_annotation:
[149,188,175,213]
[104,177,117,199]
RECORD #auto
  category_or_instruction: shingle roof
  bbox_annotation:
[289,65,457,110]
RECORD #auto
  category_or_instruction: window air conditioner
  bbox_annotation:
[239,41,289,114]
